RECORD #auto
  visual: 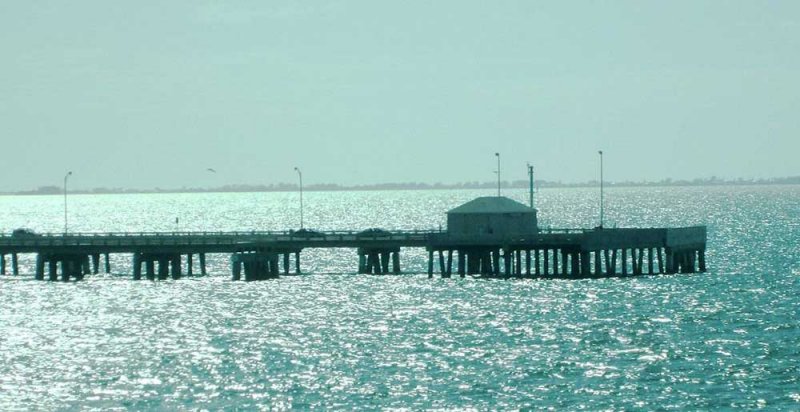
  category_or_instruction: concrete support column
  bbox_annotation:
[232,259,242,281]
[571,252,580,276]
[380,252,389,274]
[91,254,100,274]
[35,254,45,280]
[534,250,541,276]
[637,248,645,275]
[543,249,550,275]
[0,254,5,275]
[48,259,58,281]
[156,259,167,280]
[295,251,302,274]
[187,254,194,276]
[664,248,675,274]
[503,249,512,277]
[171,255,182,279]
[594,251,602,276]
[457,251,465,277]
[427,250,434,278]
[62,260,73,282]
[525,250,531,276]
[104,253,111,273]
[648,248,654,275]
[358,253,367,274]
[610,249,617,275]
[199,253,207,275]
[445,250,453,278]
[580,251,590,277]
[392,251,401,274]
[146,260,155,280]
[698,249,707,273]
[621,249,629,276]
[133,254,142,280]
[562,250,569,276]
[437,250,445,277]
[12,253,19,276]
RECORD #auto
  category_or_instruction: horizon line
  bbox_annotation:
[2,176,798,196]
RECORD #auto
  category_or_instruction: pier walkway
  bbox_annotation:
[0,226,706,281]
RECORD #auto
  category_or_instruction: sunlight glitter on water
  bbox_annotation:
[0,186,798,409]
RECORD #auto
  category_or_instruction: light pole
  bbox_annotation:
[64,171,73,234]
[598,150,604,228]
[495,152,501,197]
[294,167,304,229]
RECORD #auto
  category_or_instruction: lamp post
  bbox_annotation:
[598,150,604,228]
[64,171,73,234]
[294,167,304,229]
[495,152,501,197]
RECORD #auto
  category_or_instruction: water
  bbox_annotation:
[0,186,798,410]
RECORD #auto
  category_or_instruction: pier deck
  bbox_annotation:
[0,226,706,281]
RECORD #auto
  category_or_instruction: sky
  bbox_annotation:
[1,1,798,191]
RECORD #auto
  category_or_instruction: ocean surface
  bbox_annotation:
[0,186,798,410]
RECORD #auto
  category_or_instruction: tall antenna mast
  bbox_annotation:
[527,163,534,209]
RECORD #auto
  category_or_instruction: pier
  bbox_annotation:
[0,196,707,281]
[0,227,706,282]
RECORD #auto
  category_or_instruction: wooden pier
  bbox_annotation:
[0,226,706,281]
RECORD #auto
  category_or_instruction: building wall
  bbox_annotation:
[447,212,537,241]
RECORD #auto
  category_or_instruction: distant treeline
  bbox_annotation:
[4,176,799,196]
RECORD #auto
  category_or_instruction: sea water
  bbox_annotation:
[0,186,798,410]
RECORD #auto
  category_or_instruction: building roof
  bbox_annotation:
[447,196,535,215]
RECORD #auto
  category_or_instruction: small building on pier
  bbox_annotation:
[447,197,538,242]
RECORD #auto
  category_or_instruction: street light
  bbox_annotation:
[495,152,501,197]
[294,167,304,229]
[64,171,73,233]
[598,150,604,228]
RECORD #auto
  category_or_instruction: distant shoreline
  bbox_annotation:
[2,177,798,196]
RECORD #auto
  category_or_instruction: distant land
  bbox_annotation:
[2,176,799,196]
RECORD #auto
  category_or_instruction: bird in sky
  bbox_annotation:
[206,168,217,173]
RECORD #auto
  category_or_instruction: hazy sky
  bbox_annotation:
[1,1,798,191]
